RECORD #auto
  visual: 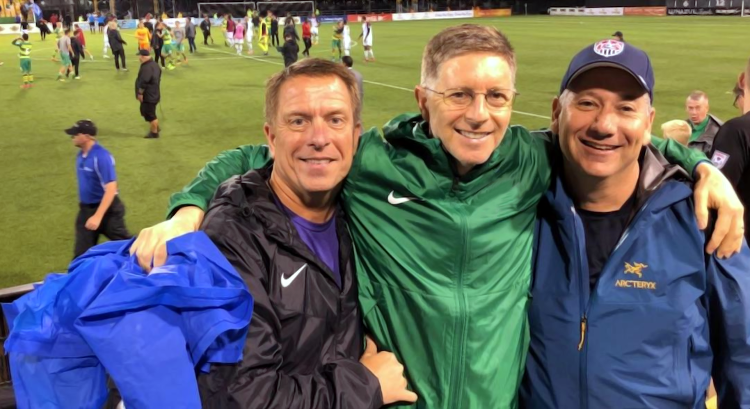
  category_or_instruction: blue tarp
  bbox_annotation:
[3,232,253,409]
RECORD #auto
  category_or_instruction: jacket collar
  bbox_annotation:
[381,113,516,197]
[209,165,351,289]
[544,141,691,221]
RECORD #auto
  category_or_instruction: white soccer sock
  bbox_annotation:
[344,49,350,56]
[368,49,374,59]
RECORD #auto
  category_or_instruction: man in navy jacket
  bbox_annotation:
[522,40,750,409]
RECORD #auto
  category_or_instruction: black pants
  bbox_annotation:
[303,37,311,56]
[202,31,210,45]
[71,56,80,76]
[188,36,196,53]
[271,31,279,46]
[112,49,126,69]
[153,46,165,67]
[74,197,131,259]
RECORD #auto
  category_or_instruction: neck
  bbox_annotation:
[269,171,338,223]
[81,140,95,154]
[563,160,639,213]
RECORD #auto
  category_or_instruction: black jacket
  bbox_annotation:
[277,39,299,67]
[197,166,383,409]
[70,36,83,59]
[688,114,723,155]
[107,28,126,52]
[270,18,278,33]
[135,59,161,103]
[200,19,211,33]
[284,23,299,42]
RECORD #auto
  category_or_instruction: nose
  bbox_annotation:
[463,94,490,128]
[588,106,617,139]
[308,118,331,150]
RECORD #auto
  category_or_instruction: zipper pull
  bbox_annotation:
[577,316,587,351]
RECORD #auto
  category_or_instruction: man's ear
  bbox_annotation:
[740,71,747,92]
[415,85,430,122]
[263,122,276,158]
[550,96,562,135]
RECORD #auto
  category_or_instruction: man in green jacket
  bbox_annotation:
[132,26,744,408]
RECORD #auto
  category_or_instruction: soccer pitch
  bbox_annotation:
[0,16,746,287]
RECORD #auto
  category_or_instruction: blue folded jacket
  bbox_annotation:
[3,232,253,409]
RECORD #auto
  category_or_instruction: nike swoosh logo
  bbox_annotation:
[281,264,307,288]
[388,191,419,205]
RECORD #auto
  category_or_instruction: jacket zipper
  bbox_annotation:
[571,202,650,409]
[449,179,469,408]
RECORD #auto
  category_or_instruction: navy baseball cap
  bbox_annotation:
[65,120,97,137]
[559,39,654,101]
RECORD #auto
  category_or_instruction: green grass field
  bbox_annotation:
[0,16,747,287]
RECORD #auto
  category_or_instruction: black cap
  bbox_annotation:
[559,39,654,101]
[612,31,623,37]
[64,120,97,137]
[138,49,151,56]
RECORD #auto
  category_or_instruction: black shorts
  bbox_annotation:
[140,102,157,122]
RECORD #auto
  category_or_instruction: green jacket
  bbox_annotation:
[167,114,706,408]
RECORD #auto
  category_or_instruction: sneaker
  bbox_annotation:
[0,62,4,66]
[74,76,81,80]
[144,132,159,139]
[103,55,110,59]
[89,56,94,60]
[167,64,175,71]
[58,78,65,82]
[122,68,128,72]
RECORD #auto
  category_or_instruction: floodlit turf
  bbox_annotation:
[0,16,746,286]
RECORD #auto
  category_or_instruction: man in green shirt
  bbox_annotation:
[132,26,744,408]
[686,90,723,155]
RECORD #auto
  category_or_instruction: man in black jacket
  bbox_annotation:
[270,12,279,46]
[197,59,416,408]
[107,21,128,71]
[135,49,161,139]
[276,33,299,67]
[200,14,213,45]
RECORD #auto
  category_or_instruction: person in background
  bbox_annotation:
[69,29,83,79]
[612,30,624,41]
[135,49,162,139]
[276,32,298,67]
[270,12,279,47]
[74,24,94,60]
[200,14,213,45]
[135,20,151,53]
[172,20,188,64]
[661,119,691,146]
[65,120,131,258]
[55,28,73,81]
[244,15,254,55]
[233,18,245,55]
[710,61,750,244]
[107,21,128,72]
[185,17,197,53]
[301,17,312,57]
[88,12,95,33]
[686,90,723,155]
[342,55,363,105]
[11,33,33,88]
[152,21,165,68]
[283,13,299,43]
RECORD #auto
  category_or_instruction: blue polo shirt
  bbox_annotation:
[77,143,117,205]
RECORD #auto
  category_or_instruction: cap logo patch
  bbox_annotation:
[593,39,624,57]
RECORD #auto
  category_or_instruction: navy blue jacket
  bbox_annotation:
[521,146,750,409]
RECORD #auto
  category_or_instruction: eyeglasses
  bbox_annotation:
[423,87,519,110]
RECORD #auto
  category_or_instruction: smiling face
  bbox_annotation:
[553,67,654,182]
[264,75,361,198]
[415,52,514,175]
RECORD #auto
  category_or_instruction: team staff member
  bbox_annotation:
[107,21,128,71]
[65,120,130,258]
[196,58,414,408]
[200,14,212,45]
[522,40,750,409]
[301,17,312,57]
[710,60,750,244]
[135,49,161,139]
[131,26,743,409]
[185,17,197,53]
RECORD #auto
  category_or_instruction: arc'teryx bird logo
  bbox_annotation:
[616,262,656,290]
[624,262,648,278]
